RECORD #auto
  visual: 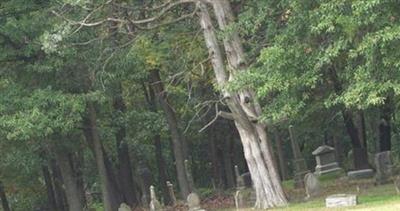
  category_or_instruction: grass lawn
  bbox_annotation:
[217,173,400,211]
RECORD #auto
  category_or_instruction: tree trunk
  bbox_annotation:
[327,67,370,170]
[149,69,191,199]
[0,181,11,211]
[113,84,140,207]
[154,134,171,204]
[71,149,87,207]
[273,130,289,181]
[54,150,84,211]
[51,160,67,211]
[143,83,171,204]
[379,98,392,152]
[86,102,119,211]
[42,165,58,211]
[221,137,235,188]
[208,126,224,188]
[198,2,287,208]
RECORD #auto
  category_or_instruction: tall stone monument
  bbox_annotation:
[375,151,393,184]
[166,181,177,206]
[149,185,162,211]
[289,125,310,188]
[312,145,342,175]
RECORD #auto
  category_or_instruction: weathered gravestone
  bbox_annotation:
[304,173,321,199]
[312,145,341,176]
[325,194,357,208]
[185,160,196,192]
[118,203,131,211]
[149,186,162,211]
[166,181,177,206]
[375,151,393,184]
[347,169,374,180]
[187,193,205,211]
[289,125,310,188]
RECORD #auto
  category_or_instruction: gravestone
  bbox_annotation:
[149,185,162,211]
[304,173,321,199]
[185,160,195,191]
[187,193,205,211]
[118,203,131,211]
[375,151,393,184]
[241,172,252,188]
[234,165,245,188]
[325,194,357,208]
[347,169,374,180]
[312,145,342,176]
[289,125,310,188]
[166,181,177,206]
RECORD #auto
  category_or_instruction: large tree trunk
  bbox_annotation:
[273,130,289,181]
[198,2,287,208]
[86,102,120,211]
[378,98,393,152]
[113,84,140,207]
[0,181,11,211]
[144,84,171,204]
[327,67,370,170]
[149,69,191,199]
[221,136,235,188]
[42,165,58,211]
[50,160,67,211]
[54,149,85,211]
[342,110,370,170]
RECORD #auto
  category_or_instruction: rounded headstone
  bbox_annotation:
[304,173,321,198]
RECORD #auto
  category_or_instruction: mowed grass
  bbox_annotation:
[218,174,400,211]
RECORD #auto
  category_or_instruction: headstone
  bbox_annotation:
[166,181,177,206]
[149,185,162,211]
[187,193,205,211]
[118,203,131,211]
[241,172,252,188]
[289,125,310,188]
[304,173,321,199]
[185,160,195,191]
[234,165,245,188]
[375,151,393,184]
[312,145,342,176]
[325,194,357,208]
[347,169,374,180]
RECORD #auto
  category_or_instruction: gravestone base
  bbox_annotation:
[315,162,342,176]
[347,169,374,180]
[326,194,357,208]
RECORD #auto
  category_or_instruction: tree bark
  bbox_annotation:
[86,102,119,211]
[273,130,289,181]
[148,69,191,199]
[379,98,393,152]
[113,84,140,207]
[144,83,171,204]
[198,1,287,208]
[42,165,58,211]
[0,181,11,211]
[54,149,84,211]
[327,67,370,170]
[50,160,67,211]
[221,137,235,188]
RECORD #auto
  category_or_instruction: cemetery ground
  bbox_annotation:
[212,172,400,211]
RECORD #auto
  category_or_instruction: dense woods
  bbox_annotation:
[1,0,400,210]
